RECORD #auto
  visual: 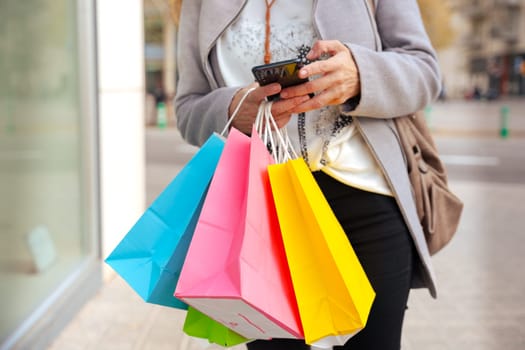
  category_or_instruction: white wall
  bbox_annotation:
[96,0,146,262]
[437,49,470,99]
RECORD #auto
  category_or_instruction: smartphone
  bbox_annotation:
[252,58,308,101]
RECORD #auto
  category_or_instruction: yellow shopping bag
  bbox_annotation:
[268,158,376,348]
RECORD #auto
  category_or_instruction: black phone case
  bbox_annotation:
[252,58,308,100]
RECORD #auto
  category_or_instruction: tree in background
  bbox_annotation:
[417,0,456,50]
[168,0,181,27]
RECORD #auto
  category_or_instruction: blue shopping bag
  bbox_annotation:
[105,133,225,309]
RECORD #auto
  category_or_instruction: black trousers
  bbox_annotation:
[247,171,415,350]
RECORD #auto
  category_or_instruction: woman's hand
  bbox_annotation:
[228,83,310,134]
[280,40,361,114]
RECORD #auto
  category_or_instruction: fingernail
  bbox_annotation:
[270,84,281,93]
[299,69,308,78]
[280,91,288,98]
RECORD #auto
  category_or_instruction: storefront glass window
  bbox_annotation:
[0,0,95,343]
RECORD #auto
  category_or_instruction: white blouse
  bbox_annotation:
[217,0,392,196]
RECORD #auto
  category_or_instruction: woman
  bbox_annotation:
[174,1,441,349]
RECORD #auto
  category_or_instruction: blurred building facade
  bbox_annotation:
[143,0,177,126]
[454,0,525,98]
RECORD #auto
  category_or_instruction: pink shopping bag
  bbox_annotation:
[175,127,302,340]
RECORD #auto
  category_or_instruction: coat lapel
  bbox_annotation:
[314,0,376,49]
[199,0,246,67]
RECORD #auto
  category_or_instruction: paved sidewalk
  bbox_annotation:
[428,98,525,138]
[48,100,525,350]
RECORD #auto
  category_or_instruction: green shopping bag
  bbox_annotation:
[183,307,250,347]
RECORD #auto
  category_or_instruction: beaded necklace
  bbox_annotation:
[261,1,352,166]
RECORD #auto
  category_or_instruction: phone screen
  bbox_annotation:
[252,58,308,100]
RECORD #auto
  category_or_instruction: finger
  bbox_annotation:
[234,84,280,121]
[280,77,325,99]
[298,51,351,80]
[252,83,281,100]
[271,95,311,115]
[289,89,346,114]
[285,62,358,104]
[306,40,347,61]
[284,76,327,103]
[267,95,311,128]
[289,96,323,114]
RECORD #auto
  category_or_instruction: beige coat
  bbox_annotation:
[175,0,442,297]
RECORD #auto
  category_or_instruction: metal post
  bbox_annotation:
[500,105,509,139]
[424,105,432,129]
[157,102,167,129]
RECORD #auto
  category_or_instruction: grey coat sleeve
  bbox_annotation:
[343,0,442,118]
[174,0,238,147]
